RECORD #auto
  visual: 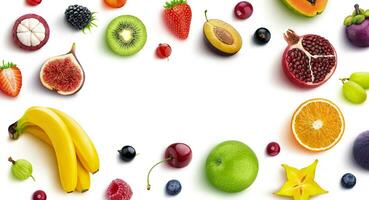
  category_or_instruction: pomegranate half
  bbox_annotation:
[282,30,337,88]
[40,43,84,95]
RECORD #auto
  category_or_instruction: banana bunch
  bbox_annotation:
[8,106,99,193]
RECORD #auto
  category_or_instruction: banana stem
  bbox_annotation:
[146,157,172,190]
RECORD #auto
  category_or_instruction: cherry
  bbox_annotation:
[26,0,42,6]
[156,43,172,59]
[266,142,280,156]
[146,143,192,190]
[234,1,253,20]
[32,190,47,200]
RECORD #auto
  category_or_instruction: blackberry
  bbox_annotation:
[65,5,96,31]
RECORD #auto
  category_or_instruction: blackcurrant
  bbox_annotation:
[254,27,271,45]
[118,146,136,162]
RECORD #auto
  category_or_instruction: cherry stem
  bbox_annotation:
[204,10,209,22]
[339,78,349,84]
[355,4,360,15]
[146,157,173,190]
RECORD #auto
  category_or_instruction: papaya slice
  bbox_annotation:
[281,0,328,17]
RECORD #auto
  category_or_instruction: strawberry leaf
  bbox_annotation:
[0,61,16,69]
[164,0,187,9]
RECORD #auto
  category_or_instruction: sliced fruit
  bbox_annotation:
[105,15,147,56]
[104,0,127,8]
[203,10,242,55]
[282,30,337,88]
[0,62,22,97]
[281,0,328,17]
[275,160,327,200]
[291,98,345,151]
[40,43,84,95]
[12,14,50,51]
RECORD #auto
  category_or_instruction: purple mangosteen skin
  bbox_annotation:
[346,19,369,47]
[353,131,369,169]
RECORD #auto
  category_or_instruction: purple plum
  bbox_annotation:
[353,131,369,169]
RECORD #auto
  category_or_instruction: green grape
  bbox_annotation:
[350,72,369,89]
[342,81,367,104]
[8,157,34,181]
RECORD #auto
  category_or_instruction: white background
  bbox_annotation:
[1,0,369,199]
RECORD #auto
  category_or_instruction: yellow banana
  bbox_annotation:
[23,126,90,192]
[49,108,99,173]
[9,106,77,193]
[75,161,91,192]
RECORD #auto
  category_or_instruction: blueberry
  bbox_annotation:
[254,27,271,45]
[118,146,136,162]
[166,179,182,196]
[341,173,356,189]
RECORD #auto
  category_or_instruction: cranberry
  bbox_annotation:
[156,43,172,59]
[234,1,253,20]
[32,190,47,200]
[266,142,280,156]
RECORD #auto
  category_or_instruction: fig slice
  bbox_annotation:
[40,43,84,95]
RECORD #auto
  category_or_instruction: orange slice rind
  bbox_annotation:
[291,98,345,151]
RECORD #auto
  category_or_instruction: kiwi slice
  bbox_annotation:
[105,15,147,56]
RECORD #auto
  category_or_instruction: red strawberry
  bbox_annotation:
[163,0,192,39]
[0,62,22,97]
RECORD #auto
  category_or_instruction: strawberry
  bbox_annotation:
[163,0,192,39]
[0,62,22,97]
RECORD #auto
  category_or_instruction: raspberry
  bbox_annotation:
[106,179,132,200]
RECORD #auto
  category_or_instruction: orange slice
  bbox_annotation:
[291,98,345,151]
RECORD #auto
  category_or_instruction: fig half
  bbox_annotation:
[40,43,84,95]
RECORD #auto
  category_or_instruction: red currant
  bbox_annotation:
[26,0,42,6]
[156,43,172,59]
[234,1,253,20]
[266,142,280,156]
[32,190,47,200]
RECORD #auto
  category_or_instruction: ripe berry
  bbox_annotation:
[341,173,356,189]
[266,142,280,156]
[166,180,182,196]
[156,43,172,59]
[106,179,133,200]
[147,143,192,190]
[27,0,42,6]
[254,27,271,45]
[118,146,136,162]
[234,1,253,20]
[32,190,47,200]
[65,5,96,31]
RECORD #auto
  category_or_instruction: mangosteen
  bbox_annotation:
[344,4,369,47]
